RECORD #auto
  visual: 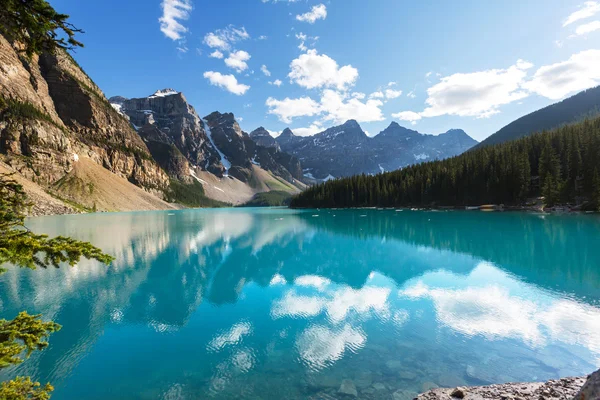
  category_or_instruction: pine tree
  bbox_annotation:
[290,117,600,210]
[593,169,600,212]
[0,175,113,399]
[0,0,84,57]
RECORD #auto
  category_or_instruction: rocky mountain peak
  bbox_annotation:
[250,127,280,150]
[342,119,360,128]
[278,119,477,180]
[149,88,179,98]
[111,90,225,176]
[378,122,420,139]
[280,128,295,138]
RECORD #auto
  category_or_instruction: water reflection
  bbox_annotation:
[0,209,598,399]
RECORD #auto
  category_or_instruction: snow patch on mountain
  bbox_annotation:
[150,89,178,98]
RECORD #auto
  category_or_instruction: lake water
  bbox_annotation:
[1,209,600,399]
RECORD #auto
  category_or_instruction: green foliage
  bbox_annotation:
[0,97,66,135]
[0,0,83,57]
[0,174,113,399]
[240,191,292,207]
[291,117,600,209]
[0,312,60,369]
[0,377,53,400]
[165,179,230,208]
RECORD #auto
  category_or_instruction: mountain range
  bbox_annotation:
[2,26,600,213]
[272,121,477,180]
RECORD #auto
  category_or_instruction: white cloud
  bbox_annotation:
[266,89,384,125]
[159,0,192,41]
[272,291,324,318]
[295,275,331,290]
[369,91,384,99]
[420,59,533,119]
[320,90,385,124]
[296,324,365,371]
[385,89,403,99]
[296,4,327,24]
[392,111,422,123]
[574,20,600,35]
[207,322,252,352]
[326,287,391,323]
[289,50,358,90]
[225,50,251,73]
[265,96,321,123]
[407,91,416,99]
[258,35,268,40]
[400,264,600,354]
[403,283,543,345]
[203,71,250,95]
[270,274,286,285]
[564,1,600,26]
[523,49,600,99]
[209,50,224,59]
[388,81,397,87]
[203,25,249,51]
[260,65,271,77]
[295,32,318,52]
[351,92,366,99]
[292,123,323,137]
[269,79,283,87]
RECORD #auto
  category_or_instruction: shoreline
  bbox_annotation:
[418,369,597,400]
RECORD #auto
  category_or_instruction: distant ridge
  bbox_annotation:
[476,86,600,149]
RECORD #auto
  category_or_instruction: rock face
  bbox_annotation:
[111,89,225,178]
[573,369,600,400]
[203,112,302,185]
[250,127,302,180]
[111,94,303,187]
[276,120,478,180]
[250,127,281,151]
[0,33,169,196]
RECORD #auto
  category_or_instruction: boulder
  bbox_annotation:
[338,379,358,397]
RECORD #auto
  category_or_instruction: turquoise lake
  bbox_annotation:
[1,208,600,399]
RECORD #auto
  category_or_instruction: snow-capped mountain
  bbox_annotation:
[109,90,305,202]
[275,120,478,180]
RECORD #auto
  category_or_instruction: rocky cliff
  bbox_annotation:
[112,91,305,191]
[110,89,225,178]
[203,112,303,186]
[276,120,478,180]
[0,33,170,204]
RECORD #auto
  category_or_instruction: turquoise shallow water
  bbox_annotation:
[1,208,600,399]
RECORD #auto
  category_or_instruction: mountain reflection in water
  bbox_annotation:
[0,209,599,400]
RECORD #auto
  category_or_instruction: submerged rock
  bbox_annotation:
[392,389,419,400]
[338,379,358,397]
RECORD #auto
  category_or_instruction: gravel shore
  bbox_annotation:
[417,370,598,400]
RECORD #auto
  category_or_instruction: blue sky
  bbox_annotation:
[50,0,600,141]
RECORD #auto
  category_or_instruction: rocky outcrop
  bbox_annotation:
[573,369,600,400]
[250,127,281,151]
[204,111,303,185]
[276,120,478,180]
[111,93,304,188]
[250,127,302,180]
[418,374,591,400]
[111,89,225,177]
[0,33,170,196]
